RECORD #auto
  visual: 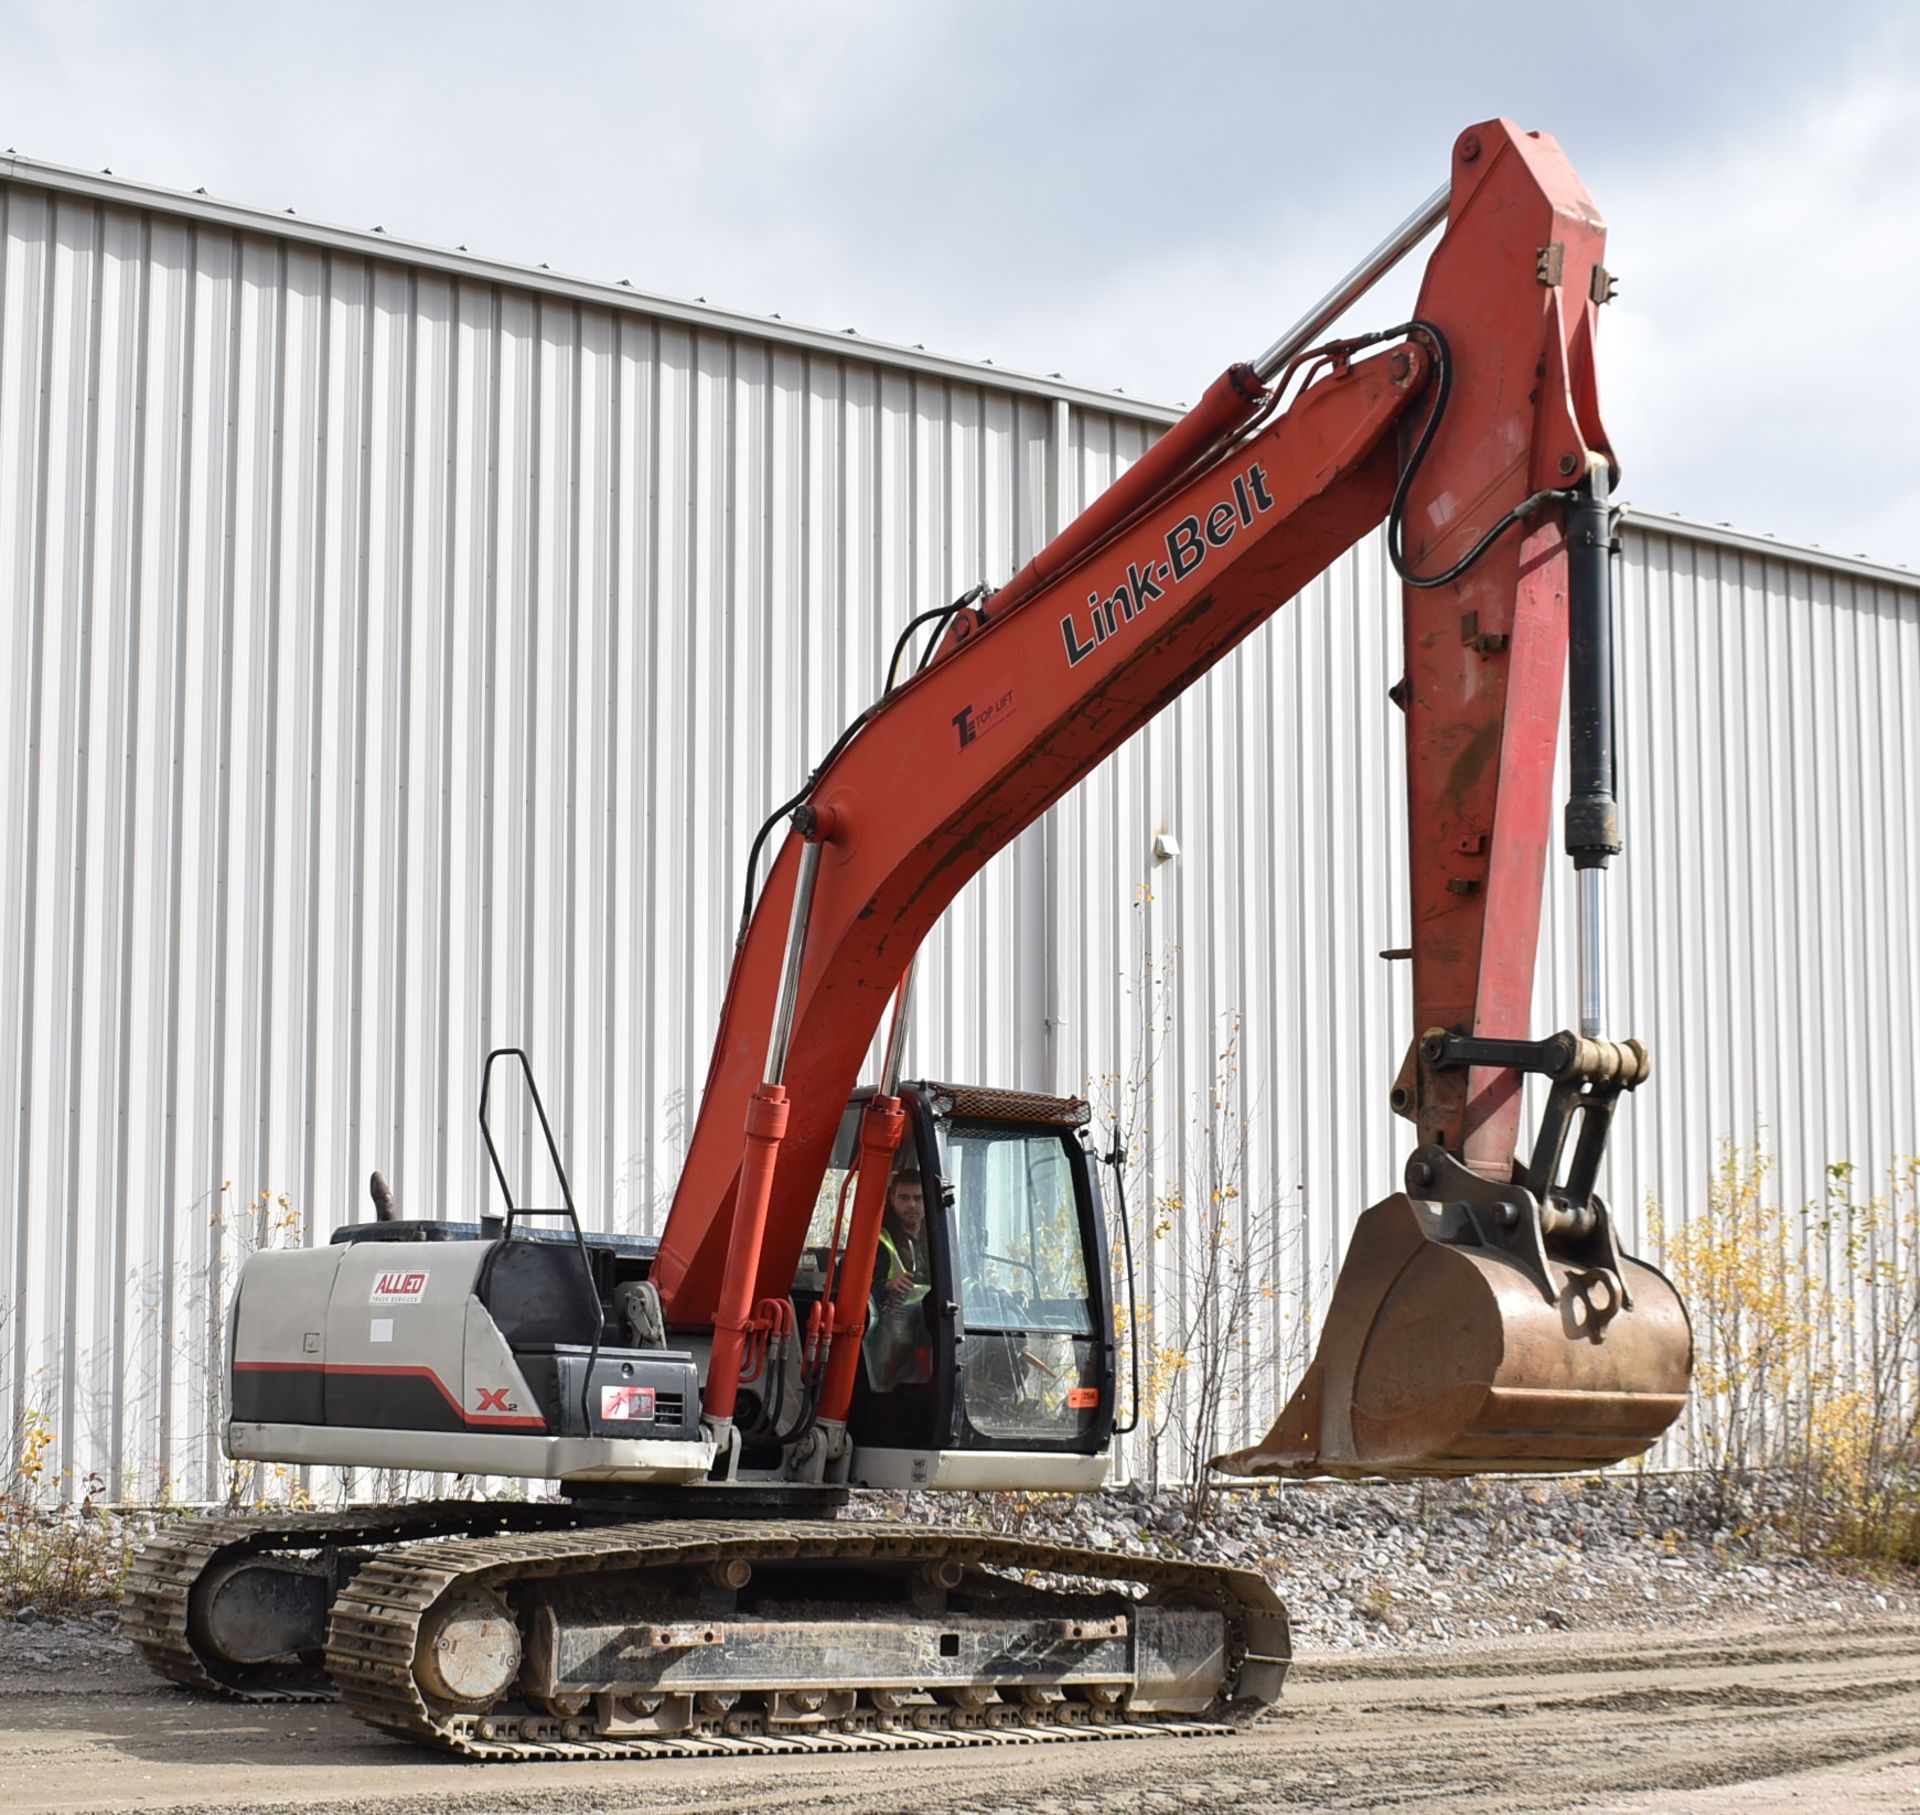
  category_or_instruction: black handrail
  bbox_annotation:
[1101,1133,1143,1438]
[478,1047,602,1437]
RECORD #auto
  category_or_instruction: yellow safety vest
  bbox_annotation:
[875,1227,930,1306]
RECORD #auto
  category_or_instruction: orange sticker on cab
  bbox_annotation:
[1067,1386,1100,1410]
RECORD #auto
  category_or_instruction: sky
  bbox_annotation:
[3,0,1916,570]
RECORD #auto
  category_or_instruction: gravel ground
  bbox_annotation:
[849,1472,1919,1652]
[1,1472,1912,1684]
[6,1615,1920,1812]
[2,1482,1918,1813]
[0,1601,138,1695]
[7,1467,1912,1674]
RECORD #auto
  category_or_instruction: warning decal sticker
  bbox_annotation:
[951,678,1018,751]
[600,1384,658,1422]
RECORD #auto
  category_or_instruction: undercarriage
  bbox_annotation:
[126,1502,1289,1759]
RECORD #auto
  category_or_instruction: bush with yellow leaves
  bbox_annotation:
[1651,1145,1919,1564]
[0,1408,139,1615]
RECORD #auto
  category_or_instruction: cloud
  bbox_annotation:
[1604,66,1920,568]
[0,0,1914,566]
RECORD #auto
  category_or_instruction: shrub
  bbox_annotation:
[1,1411,139,1615]
[1650,1147,1920,1564]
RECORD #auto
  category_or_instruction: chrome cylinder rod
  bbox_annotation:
[878,955,917,1098]
[1252,184,1450,383]
[766,835,824,1085]
[1577,868,1605,1039]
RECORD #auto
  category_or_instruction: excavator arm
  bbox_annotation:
[652,119,1690,1472]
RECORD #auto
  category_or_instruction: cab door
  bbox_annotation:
[932,1111,1116,1456]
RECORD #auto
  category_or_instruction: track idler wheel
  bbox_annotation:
[1214,1189,1691,1480]
[414,1588,521,1711]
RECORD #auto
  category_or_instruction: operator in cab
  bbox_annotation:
[864,1168,933,1391]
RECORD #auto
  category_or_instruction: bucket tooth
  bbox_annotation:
[1213,1191,1691,1481]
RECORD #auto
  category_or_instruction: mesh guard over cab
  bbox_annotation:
[920,1082,1090,1128]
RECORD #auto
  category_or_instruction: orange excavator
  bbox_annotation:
[127,119,1690,1758]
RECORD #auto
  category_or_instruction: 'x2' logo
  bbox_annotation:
[475,1387,513,1413]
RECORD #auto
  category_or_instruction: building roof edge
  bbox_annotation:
[1620,508,1917,595]
[0,153,1184,427]
[6,158,1912,588]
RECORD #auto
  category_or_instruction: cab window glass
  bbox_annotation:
[941,1122,1093,1334]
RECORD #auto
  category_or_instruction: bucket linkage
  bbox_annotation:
[1215,1030,1691,1481]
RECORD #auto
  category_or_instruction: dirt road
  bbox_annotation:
[6,1619,1919,1814]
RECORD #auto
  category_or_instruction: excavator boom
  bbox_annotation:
[652,346,1421,1322]
[654,119,1689,1482]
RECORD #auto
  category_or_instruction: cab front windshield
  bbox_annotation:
[938,1119,1100,1446]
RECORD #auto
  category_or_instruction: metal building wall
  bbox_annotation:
[3,162,1916,1498]
[0,165,1162,1499]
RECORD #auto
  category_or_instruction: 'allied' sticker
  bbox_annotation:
[370,1269,429,1304]
[600,1384,658,1422]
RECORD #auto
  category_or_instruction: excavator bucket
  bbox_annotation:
[1214,1190,1692,1481]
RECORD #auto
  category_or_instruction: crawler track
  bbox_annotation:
[123,1500,583,1700]
[323,1518,1287,1760]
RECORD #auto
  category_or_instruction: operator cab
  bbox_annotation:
[791,1082,1118,1491]
[233,1055,1116,1495]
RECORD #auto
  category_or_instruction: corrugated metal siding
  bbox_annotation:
[2,171,1916,1498]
